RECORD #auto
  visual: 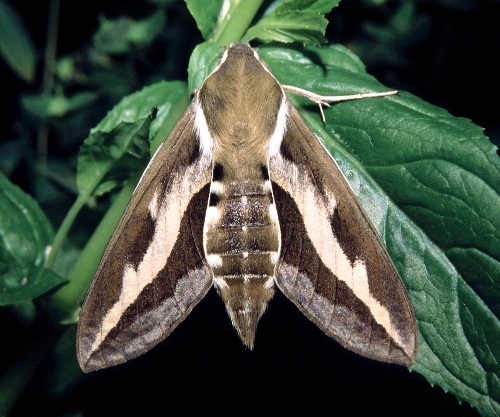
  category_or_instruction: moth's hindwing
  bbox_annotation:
[76,105,213,372]
[270,104,417,366]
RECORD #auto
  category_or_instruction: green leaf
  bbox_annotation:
[0,173,65,306]
[126,10,165,46]
[242,0,341,44]
[77,114,152,197]
[258,44,500,417]
[93,10,165,54]
[0,268,66,306]
[21,92,99,120]
[0,139,23,175]
[185,0,224,39]
[0,0,36,82]
[187,42,224,91]
[262,0,341,15]
[284,45,500,323]
[76,81,186,198]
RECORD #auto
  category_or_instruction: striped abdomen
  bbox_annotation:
[203,162,280,348]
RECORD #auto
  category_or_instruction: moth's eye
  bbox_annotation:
[209,193,220,207]
[260,164,270,181]
[213,163,224,181]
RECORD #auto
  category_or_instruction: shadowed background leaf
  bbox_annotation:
[0,0,36,83]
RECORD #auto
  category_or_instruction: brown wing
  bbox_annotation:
[270,103,417,366]
[77,104,213,372]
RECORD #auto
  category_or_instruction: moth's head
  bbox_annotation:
[225,43,254,57]
[198,42,284,141]
[213,43,270,77]
[214,43,262,72]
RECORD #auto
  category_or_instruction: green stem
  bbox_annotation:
[49,175,139,321]
[213,0,264,45]
[36,0,60,165]
[45,188,92,270]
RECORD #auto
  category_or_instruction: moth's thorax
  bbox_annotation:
[199,45,284,158]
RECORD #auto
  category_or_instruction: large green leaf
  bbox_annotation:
[0,173,64,305]
[185,0,340,46]
[256,43,499,417]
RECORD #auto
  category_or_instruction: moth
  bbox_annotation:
[77,43,417,372]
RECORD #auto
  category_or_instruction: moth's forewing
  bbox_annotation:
[76,106,213,372]
[270,104,417,366]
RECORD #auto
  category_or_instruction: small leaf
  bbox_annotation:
[185,0,224,39]
[188,42,224,92]
[0,139,23,175]
[77,81,187,198]
[126,10,165,46]
[0,173,65,305]
[285,0,342,14]
[260,44,500,416]
[93,10,165,54]
[79,121,152,197]
[0,0,36,82]
[242,0,341,45]
[0,267,66,306]
[21,92,99,120]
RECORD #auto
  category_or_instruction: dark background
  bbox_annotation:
[1,0,497,415]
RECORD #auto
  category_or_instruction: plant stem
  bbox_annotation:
[42,0,60,87]
[214,0,264,45]
[45,190,92,271]
[36,0,60,165]
[49,174,139,321]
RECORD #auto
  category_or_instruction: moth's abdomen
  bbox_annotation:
[204,170,280,348]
